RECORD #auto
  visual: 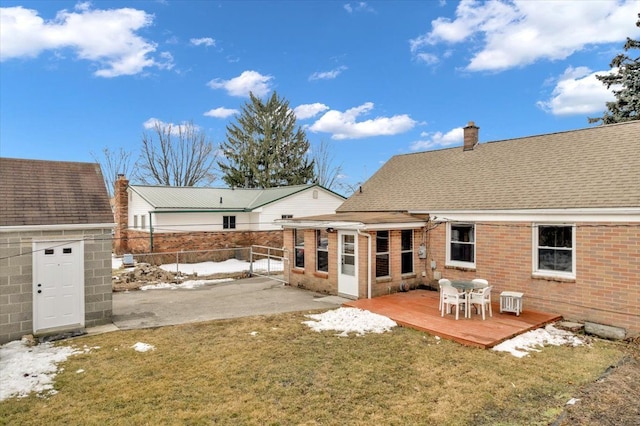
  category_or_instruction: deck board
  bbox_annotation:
[343,290,562,349]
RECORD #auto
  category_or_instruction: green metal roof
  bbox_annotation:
[129,184,331,211]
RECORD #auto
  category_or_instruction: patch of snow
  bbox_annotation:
[492,324,585,358]
[0,340,95,401]
[303,307,397,337]
[566,397,580,405]
[132,342,155,352]
[159,258,282,275]
[140,278,234,291]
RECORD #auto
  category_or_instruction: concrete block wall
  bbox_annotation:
[0,228,113,344]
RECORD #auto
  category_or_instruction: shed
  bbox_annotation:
[0,158,114,343]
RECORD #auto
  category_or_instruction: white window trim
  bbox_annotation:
[294,229,304,269]
[316,229,329,273]
[532,224,576,279]
[376,230,390,278]
[401,229,414,274]
[445,222,476,269]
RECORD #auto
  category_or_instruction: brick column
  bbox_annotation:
[113,174,129,254]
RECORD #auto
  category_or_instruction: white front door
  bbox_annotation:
[33,240,85,333]
[337,231,358,298]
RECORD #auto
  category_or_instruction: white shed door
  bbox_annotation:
[33,241,85,333]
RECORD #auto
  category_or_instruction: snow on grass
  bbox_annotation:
[492,323,585,358]
[159,258,283,275]
[303,307,398,337]
[0,340,97,401]
[131,342,155,352]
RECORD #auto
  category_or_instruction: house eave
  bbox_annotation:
[0,223,116,233]
[409,207,640,223]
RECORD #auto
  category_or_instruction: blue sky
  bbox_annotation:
[1,0,638,192]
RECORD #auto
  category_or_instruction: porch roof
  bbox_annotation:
[278,211,428,230]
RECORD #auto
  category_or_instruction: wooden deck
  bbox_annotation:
[343,290,562,349]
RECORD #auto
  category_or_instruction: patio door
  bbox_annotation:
[33,240,85,334]
[338,231,358,298]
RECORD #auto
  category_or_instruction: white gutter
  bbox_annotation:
[0,223,115,233]
[357,229,372,299]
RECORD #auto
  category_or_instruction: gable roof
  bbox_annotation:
[338,121,640,213]
[130,184,344,211]
[0,158,114,227]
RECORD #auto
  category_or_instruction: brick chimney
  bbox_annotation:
[463,121,479,151]
[113,174,129,255]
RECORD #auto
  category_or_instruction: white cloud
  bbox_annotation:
[143,118,199,135]
[410,0,640,72]
[410,126,463,151]
[344,2,375,14]
[415,53,439,65]
[536,66,616,116]
[309,66,348,81]
[294,103,330,120]
[309,102,416,140]
[203,107,238,118]
[207,70,273,97]
[0,4,171,77]
[190,37,215,47]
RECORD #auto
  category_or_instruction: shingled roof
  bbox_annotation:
[338,121,640,213]
[0,158,114,227]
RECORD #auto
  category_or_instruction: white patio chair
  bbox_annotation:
[438,278,452,312]
[469,286,493,320]
[441,285,467,320]
[471,278,489,288]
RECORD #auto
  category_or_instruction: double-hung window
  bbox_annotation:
[316,229,328,273]
[294,229,305,268]
[376,231,390,278]
[223,215,236,229]
[534,224,575,278]
[447,223,475,268]
[401,229,414,274]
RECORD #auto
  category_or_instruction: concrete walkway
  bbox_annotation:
[110,276,348,331]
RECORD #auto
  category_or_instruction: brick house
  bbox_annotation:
[0,158,114,343]
[280,121,640,337]
[114,176,345,254]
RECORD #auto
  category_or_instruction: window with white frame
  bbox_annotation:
[316,229,328,273]
[141,214,146,229]
[401,229,414,274]
[376,230,390,278]
[223,215,236,229]
[447,223,475,267]
[294,229,304,268]
[534,224,575,277]
[133,215,138,228]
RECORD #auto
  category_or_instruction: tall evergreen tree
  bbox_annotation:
[589,14,640,125]
[218,91,315,188]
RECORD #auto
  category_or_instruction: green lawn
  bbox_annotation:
[0,310,626,425]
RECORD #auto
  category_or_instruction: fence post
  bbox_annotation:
[249,246,254,275]
[176,251,180,284]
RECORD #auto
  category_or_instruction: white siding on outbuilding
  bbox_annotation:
[126,185,345,233]
[258,187,344,231]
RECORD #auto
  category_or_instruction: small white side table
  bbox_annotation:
[500,291,524,316]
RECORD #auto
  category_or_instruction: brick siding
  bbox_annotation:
[284,222,639,335]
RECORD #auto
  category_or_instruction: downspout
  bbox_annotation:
[149,212,154,252]
[357,229,372,299]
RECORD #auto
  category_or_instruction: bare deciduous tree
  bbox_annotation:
[91,146,134,198]
[312,139,343,191]
[137,121,217,186]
